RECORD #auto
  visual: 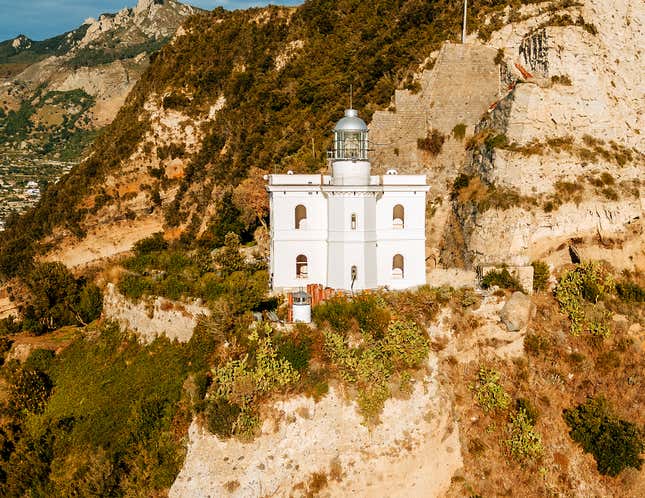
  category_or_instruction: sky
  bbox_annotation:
[0,0,302,42]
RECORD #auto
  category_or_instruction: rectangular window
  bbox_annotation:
[351,213,357,230]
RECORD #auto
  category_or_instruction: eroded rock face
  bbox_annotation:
[450,0,644,271]
[102,283,208,343]
[170,368,462,498]
[499,291,533,332]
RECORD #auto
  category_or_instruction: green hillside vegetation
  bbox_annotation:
[0,26,90,67]
[0,0,540,280]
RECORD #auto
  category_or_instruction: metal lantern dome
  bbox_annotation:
[331,109,369,161]
[333,109,368,132]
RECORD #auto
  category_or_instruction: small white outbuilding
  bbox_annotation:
[266,108,429,292]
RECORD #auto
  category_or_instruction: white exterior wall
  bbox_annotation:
[269,185,328,290]
[267,171,429,292]
[326,193,378,291]
[376,188,427,289]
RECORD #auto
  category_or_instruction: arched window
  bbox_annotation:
[296,255,308,278]
[295,205,307,229]
[351,213,357,230]
[393,204,404,229]
[392,254,404,279]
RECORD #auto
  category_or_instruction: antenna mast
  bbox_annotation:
[350,84,353,109]
[462,0,468,44]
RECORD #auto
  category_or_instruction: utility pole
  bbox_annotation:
[462,0,468,44]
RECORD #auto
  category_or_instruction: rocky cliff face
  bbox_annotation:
[453,0,644,271]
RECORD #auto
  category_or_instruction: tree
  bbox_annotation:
[232,167,269,230]
[215,233,246,276]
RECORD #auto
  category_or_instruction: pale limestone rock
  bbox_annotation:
[499,291,533,332]
[102,283,209,344]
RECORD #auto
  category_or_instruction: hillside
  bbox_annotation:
[0,0,643,496]
[0,0,550,275]
[0,0,198,229]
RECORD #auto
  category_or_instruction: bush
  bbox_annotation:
[76,283,103,324]
[313,293,390,338]
[616,280,645,302]
[205,397,241,438]
[323,319,428,424]
[276,327,313,371]
[417,129,445,155]
[531,260,550,292]
[24,349,55,373]
[481,268,523,292]
[563,396,644,476]
[555,262,615,335]
[452,123,467,140]
[507,408,543,463]
[209,325,300,437]
[471,367,511,414]
[0,315,21,335]
[133,232,168,255]
[9,367,53,414]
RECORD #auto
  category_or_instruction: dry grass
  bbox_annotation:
[444,291,644,497]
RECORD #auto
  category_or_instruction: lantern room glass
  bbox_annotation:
[334,130,368,160]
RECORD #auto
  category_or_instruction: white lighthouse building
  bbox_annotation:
[266,108,429,292]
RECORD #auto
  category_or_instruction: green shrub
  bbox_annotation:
[515,398,539,425]
[24,349,55,373]
[555,262,614,335]
[616,280,645,302]
[452,123,467,140]
[0,315,21,335]
[507,408,543,463]
[133,232,168,255]
[9,367,53,414]
[276,328,313,371]
[471,367,511,414]
[118,273,153,300]
[531,260,550,292]
[323,319,428,424]
[76,282,103,323]
[417,129,445,155]
[313,293,390,338]
[563,396,644,476]
[481,268,523,292]
[209,325,300,437]
[206,397,241,438]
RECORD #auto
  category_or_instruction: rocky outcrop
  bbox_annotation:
[102,283,208,343]
[0,0,197,158]
[499,291,533,332]
[448,0,644,271]
[171,364,461,498]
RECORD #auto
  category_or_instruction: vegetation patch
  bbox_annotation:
[452,123,467,140]
[481,268,523,292]
[471,367,511,414]
[563,396,644,476]
[0,321,217,496]
[417,129,445,155]
[506,407,543,463]
[555,262,614,336]
[531,261,550,292]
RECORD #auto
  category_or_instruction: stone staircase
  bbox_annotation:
[370,42,500,173]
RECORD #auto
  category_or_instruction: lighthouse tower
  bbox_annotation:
[326,109,377,290]
[266,108,429,292]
